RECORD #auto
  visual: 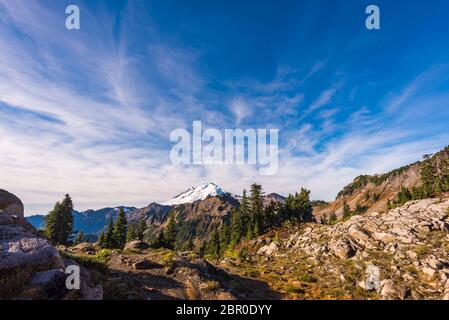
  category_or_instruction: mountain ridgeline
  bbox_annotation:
[314,145,449,222]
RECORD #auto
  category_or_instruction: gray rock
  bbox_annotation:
[380,280,407,300]
[257,242,278,256]
[133,260,162,270]
[124,240,150,251]
[0,189,24,218]
[30,269,65,298]
[1,235,64,271]
[330,239,356,259]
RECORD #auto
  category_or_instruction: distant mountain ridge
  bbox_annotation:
[27,206,136,236]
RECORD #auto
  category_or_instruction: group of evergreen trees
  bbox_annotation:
[202,184,314,259]
[388,153,449,209]
[98,209,147,249]
[44,194,74,245]
[150,214,178,249]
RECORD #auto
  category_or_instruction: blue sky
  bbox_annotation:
[1,0,449,215]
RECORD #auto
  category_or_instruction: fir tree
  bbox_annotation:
[44,194,74,245]
[329,212,337,225]
[249,184,264,234]
[219,223,231,253]
[113,208,128,249]
[137,218,147,241]
[207,228,221,259]
[343,200,351,220]
[154,230,166,248]
[165,214,177,250]
[105,218,115,249]
[126,222,136,243]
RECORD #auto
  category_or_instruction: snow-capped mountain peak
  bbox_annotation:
[161,183,228,206]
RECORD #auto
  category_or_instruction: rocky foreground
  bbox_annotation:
[0,189,102,300]
[238,198,449,299]
[2,186,449,300]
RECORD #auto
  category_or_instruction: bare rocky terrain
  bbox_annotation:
[55,197,449,300]
[231,198,449,299]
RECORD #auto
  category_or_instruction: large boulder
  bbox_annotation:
[0,189,24,219]
[30,269,66,299]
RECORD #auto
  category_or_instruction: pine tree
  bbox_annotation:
[137,218,147,241]
[113,208,128,249]
[329,212,337,225]
[105,218,115,249]
[165,214,177,250]
[295,188,313,221]
[126,222,136,243]
[207,228,221,259]
[154,230,166,248]
[74,231,84,245]
[230,190,249,245]
[44,194,74,245]
[343,200,351,220]
[420,159,436,198]
[249,184,264,234]
[219,223,231,253]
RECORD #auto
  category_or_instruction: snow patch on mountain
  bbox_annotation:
[161,183,229,206]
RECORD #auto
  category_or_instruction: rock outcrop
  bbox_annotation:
[0,189,24,219]
[249,198,449,299]
[0,189,102,300]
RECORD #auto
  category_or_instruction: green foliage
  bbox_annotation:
[113,208,128,249]
[207,228,221,260]
[44,194,74,245]
[104,218,115,249]
[328,212,337,225]
[342,201,351,220]
[165,214,177,250]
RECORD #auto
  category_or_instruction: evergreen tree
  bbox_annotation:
[295,188,313,220]
[165,214,177,250]
[137,218,147,241]
[343,200,351,220]
[411,187,423,200]
[126,222,137,243]
[105,218,115,249]
[219,223,231,253]
[230,190,249,245]
[329,212,337,225]
[44,194,74,245]
[113,208,128,249]
[249,184,264,234]
[154,230,166,248]
[74,231,84,245]
[420,159,436,198]
[207,228,221,259]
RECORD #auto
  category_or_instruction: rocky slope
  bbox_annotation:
[231,198,449,299]
[314,145,449,221]
[0,189,102,300]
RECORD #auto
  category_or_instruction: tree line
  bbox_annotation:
[44,195,147,249]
